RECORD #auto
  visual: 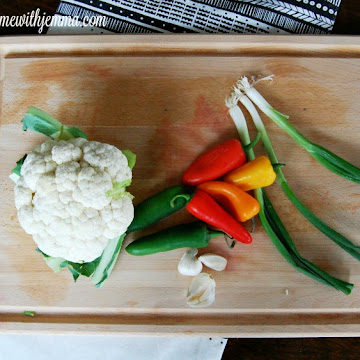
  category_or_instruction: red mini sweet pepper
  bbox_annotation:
[184,190,252,244]
[182,139,246,186]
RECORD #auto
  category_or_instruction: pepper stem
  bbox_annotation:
[170,194,192,208]
[251,217,256,233]
[224,234,236,249]
[208,230,224,239]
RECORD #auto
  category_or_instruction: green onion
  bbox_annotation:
[236,76,360,184]
[226,94,353,295]
[236,92,360,260]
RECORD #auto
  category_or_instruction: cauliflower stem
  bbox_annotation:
[22,106,87,140]
[91,233,126,287]
[37,233,125,286]
[37,248,100,279]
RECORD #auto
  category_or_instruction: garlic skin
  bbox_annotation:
[198,253,227,271]
[178,248,203,276]
[186,273,216,308]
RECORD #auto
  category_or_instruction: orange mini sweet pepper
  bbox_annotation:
[224,156,276,191]
[197,181,260,222]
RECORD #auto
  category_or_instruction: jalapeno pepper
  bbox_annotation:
[174,190,252,244]
[127,185,190,233]
[224,156,277,191]
[125,221,223,256]
[182,139,246,186]
[197,181,260,222]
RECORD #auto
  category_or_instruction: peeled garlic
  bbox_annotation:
[186,273,216,308]
[198,253,227,271]
[178,248,203,276]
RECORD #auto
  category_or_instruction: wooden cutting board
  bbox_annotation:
[0,35,360,336]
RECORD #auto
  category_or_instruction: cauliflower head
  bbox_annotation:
[14,138,134,263]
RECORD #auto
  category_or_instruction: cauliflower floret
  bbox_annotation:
[101,195,134,239]
[73,166,113,210]
[55,161,80,192]
[68,137,87,148]
[14,177,33,210]
[83,141,132,183]
[52,140,82,165]
[14,138,134,263]
[38,139,58,154]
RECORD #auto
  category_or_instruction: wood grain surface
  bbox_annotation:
[0,36,359,339]
[1,1,360,358]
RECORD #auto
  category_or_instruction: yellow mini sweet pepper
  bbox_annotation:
[224,156,276,191]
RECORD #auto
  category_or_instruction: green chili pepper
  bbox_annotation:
[125,221,223,256]
[127,185,192,233]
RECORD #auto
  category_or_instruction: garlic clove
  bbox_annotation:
[198,253,227,271]
[186,273,216,308]
[178,248,203,276]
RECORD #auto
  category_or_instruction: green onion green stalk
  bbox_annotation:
[236,76,360,184]
[235,91,360,261]
[226,93,353,295]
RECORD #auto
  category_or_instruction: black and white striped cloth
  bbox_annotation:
[48,0,341,35]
